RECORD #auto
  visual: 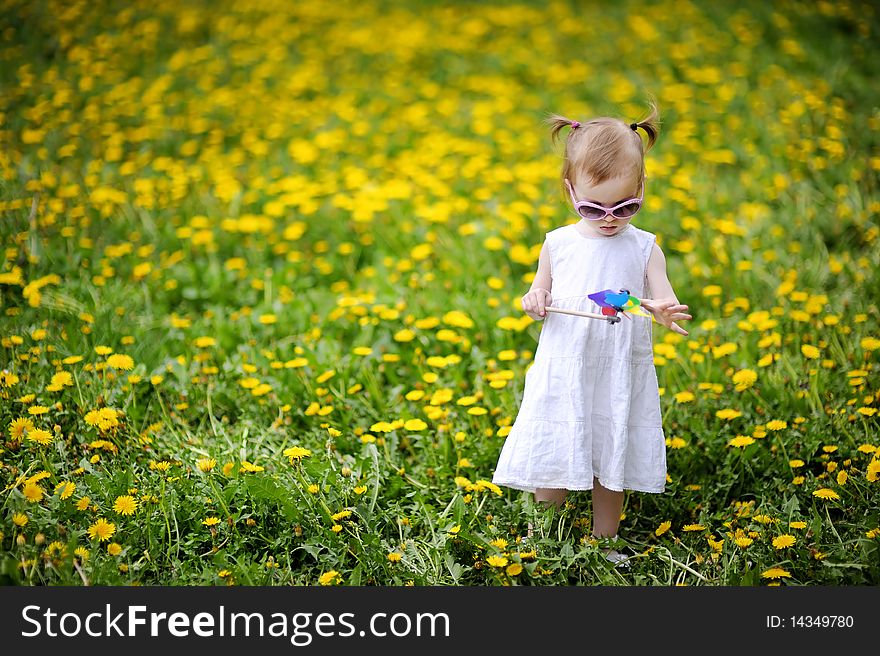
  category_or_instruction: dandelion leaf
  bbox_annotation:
[243,475,299,522]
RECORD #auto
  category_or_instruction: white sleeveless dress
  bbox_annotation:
[492,222,667,494]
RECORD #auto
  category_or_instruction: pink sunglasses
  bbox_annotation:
[564,178,644,221]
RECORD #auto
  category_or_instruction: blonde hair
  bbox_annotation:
[546,98,660,199]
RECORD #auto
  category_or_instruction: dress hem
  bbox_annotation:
[492,477,666,495]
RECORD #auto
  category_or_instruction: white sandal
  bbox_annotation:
[603,549,632,568]
[594,534,632,569]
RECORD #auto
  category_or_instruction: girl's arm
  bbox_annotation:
[522,240,553,320]
[641,243,692,336]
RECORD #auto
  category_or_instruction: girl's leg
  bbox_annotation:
[591,476,624,538]
[534,488,567,507]
[527,488,567,538]
[591,477,630,565]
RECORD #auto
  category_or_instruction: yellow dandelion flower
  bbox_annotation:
[387,552,402,563]
[683,524,705,531]
[9,417,34,441]
[473,480,503,496]
[106,354,135,370]
[394,329,415,342]
[22,482,44,503]
[800,344,820,359]
[486,555,508,567]
[728,435,755,448]
[202,517,221,526]
[318,570,340,585]
[107,543,122,556]
[442,310,474,329]
[25,471,51,485]
[812,488,840,500]
[772,534,796,549]
[26,428,53,445]
[761,567,791,580]
[87,518,116,542]
[711,342,737,359]
[316,370,336,384]
[197,458,216,472]
[765,420,787,431]
[12,512,28,527]
[283,446,312,462]
[731,369,757,391]
[506,563,523,576]
[655,521,671,536]
[113,495,137,516]
[404,418,427,431]
[716,408,743,420]
[674,391,695,403]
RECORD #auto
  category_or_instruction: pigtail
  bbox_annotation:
[631,96,660,153]
[545,113,580,148]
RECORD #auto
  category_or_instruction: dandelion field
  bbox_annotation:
[1,0,879,586]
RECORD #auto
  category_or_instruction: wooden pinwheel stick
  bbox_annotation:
[544,306,621,324]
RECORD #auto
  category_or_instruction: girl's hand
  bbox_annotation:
[639,298,692,336]
[522,287,552,321]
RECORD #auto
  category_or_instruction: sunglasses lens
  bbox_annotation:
[613,202,640,218]
[579,206,606,220]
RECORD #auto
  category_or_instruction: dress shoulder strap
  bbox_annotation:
[544,224,571,245]
[634,226,657,263]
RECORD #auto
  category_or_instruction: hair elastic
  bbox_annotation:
[570,120,580,129]
[630,122,638,131]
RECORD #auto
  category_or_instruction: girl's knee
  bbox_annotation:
[534,488,567,506]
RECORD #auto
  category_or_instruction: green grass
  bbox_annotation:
[1,0,878,586]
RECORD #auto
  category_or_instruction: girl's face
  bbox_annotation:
[568,174,642,238]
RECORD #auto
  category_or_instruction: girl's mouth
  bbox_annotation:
[600,225,617,232]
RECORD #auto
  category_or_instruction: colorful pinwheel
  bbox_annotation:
[544,288,654,324]
[587,288,654,321]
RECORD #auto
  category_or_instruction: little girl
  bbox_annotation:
[492,101,692,568]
